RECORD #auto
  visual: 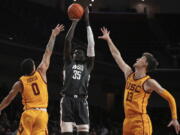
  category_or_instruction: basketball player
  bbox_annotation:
[99,27,180,135]
[0,24,64,135]
[60,7,95,135]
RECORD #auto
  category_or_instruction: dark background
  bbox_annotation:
[0,0,180,134]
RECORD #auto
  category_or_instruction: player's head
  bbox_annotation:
[72,48,86,62]
[133,52,159,72]
[20,58,36,75]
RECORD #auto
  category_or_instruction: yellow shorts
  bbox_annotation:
[123,114,152,135]
[17,109,48,135]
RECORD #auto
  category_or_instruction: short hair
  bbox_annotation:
[143,52,159,72]
[20,58,35,75]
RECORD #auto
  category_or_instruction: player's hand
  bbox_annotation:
[98,27,110,41]
[168,119,180,134]
[77,0,91,8]
[52,24,64,37]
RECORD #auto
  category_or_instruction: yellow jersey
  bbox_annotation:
[19,71,48,110]
[124,73,151,117]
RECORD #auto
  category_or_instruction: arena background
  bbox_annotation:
[0,0,180,134]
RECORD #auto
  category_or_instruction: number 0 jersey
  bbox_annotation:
[124,73,151,117]
[19,71,48,110]
[61,61,90,96]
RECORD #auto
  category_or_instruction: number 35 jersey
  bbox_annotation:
[62,61,90,96]
[124,73,151,116]
[19,71,48,110]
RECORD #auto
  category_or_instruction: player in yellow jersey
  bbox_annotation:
[0,24,64,135]
[99,27,180,135]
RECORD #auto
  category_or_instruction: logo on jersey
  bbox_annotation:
[125,81,141,102]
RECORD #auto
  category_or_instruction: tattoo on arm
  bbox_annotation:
[46,36,55,51]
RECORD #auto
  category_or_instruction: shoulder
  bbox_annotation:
[125,71,134,80]
[145,79,158,86]
[144,79,162,91]
[12,81,23,93]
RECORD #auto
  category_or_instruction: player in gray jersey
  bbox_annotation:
[60,7,95,135]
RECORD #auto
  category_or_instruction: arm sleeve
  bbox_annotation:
[160,90,177,119]
[87,26,95,57]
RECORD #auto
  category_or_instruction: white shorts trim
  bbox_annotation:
[61,121,75,133]
[76,124,89,132]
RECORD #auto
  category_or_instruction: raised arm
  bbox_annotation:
[0,81,22,114]
[98,27,132,79]
[37,24,64,80]
[84,7,95,72]
[145,79,180,134]
[64,20,79,64]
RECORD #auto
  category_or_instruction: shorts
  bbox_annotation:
[17,109,48,135]
[123,114,152,135]
[60,96,89,133]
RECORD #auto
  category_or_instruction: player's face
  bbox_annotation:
[133,56,148,68]
[73,49,86,62]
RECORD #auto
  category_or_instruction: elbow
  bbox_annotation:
[112,51,120,58]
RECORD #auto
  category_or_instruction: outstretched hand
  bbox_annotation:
[98,27,110,41]
[52,24,64,37]
[168,119,180,134]
[77,0,91,8]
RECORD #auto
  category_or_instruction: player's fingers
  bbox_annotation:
[60,25,65,31]
[103,27,106,31]
[175,125,179,134]
[98,36,102,39]
[177,125,180,134]
[100,28,104,33]
[103,27,107,32]
[168,121,173,127]
[56,24,60,28]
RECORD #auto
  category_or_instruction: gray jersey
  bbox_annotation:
[61,61,90,95]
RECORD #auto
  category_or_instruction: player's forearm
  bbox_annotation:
[65,21,78,42]
[160,90,178,119]
[106,37,121,58]
[0,97,12,111]
[46,34,56,52]
[85,9,90,26]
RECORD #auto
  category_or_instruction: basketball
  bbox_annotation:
[67,3,84,19]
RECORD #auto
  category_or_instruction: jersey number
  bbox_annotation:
[126,91,134,102]
[31,83,40,95]
[72,70,81,80]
